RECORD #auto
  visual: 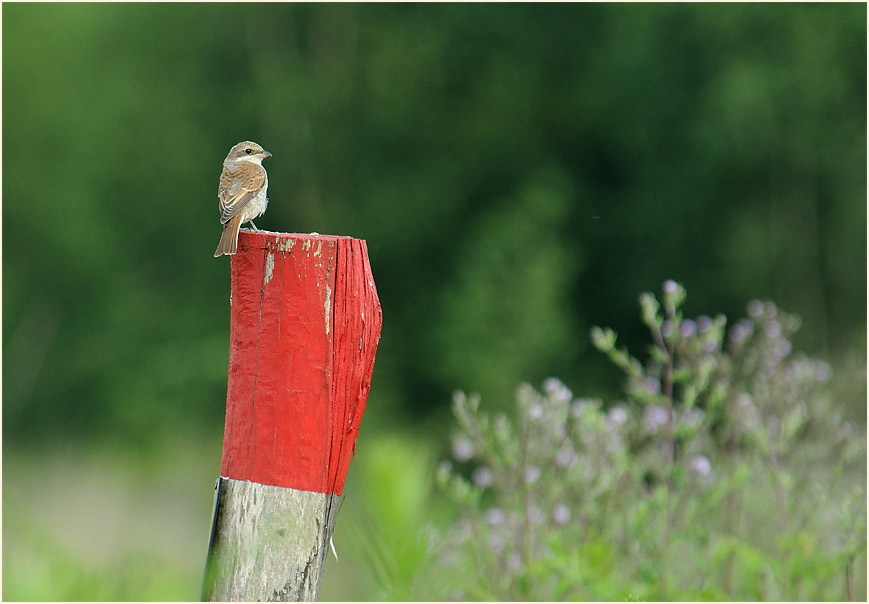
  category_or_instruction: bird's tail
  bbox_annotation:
[214,215,242,257]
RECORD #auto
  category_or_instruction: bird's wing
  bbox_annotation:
[218,162,267,224]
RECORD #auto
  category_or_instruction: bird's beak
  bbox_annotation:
[261,150,272,158]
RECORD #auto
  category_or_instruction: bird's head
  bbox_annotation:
[225,141,272,164]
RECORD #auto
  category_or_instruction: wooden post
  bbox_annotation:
[202,231,382,602]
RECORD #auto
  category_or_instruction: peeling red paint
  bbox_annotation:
[219,231,382,495]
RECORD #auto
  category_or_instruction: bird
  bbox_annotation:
[213,141,272,257]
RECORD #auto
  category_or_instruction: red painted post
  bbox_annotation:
[203,231,382,602]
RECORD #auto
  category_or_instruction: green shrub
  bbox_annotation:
[433,281,865,600]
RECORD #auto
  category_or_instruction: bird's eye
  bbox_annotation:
[245,148,253,155]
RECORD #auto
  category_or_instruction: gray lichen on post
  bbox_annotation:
[202,478,341,602]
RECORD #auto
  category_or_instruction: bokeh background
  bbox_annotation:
[3,3,866,600]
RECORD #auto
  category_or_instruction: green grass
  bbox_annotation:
[3,439,215,601]
[3,421,864,601]
[2,432,444,601]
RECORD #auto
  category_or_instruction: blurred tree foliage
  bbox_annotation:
[3,3,865,445]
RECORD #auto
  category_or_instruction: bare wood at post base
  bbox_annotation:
[205,481,341,601]
[202,230,382,602]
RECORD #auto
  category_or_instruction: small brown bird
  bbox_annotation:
[214,141,272,257]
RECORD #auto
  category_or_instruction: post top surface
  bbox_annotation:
[238,230,363,248]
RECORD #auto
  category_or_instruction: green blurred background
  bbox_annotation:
[3,3,865,600]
